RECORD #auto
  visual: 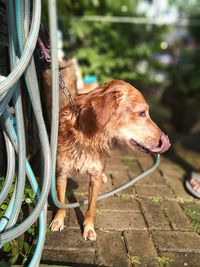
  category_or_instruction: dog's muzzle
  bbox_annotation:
[150,134,171,154]
[130,134,171,154]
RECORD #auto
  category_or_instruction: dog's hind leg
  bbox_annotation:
[50,177,67,232]
[83,174,102,241]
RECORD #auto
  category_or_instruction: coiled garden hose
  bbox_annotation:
[16,2,47,265]
[0,0,41,96]
[0,1,51,266]
[0,132,15,205]
[4,0,26,230]
[0,1,160,267]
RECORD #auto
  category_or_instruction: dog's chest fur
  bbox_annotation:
[57,109,108,176]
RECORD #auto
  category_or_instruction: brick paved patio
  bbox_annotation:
[41,136,200,267]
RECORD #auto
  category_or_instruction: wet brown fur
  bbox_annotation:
[50,80,165,240]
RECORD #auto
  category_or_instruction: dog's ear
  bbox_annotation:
[77,91,121,137]
[93,91,120,127]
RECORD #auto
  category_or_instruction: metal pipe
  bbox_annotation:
[71,15,200,27]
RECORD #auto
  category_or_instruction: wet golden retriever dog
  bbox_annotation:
[50,80,171,241]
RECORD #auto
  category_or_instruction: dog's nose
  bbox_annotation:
[151,134,171,154]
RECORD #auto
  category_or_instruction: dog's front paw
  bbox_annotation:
[83,224,97,241]
[50,217,65,232]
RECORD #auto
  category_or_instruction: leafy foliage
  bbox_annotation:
[169,47,200,97]
[169,0,200,17]
[41,0,200,101]
[42,0,168,90]
[0,177,37,265]
[164,1,200,98]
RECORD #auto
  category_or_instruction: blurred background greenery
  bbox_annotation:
[42,0,200,133]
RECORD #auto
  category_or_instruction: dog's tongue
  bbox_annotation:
[151,135,171,154]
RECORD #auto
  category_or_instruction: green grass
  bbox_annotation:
[151,196,163,206]
[181,202,200,233]
[192,221,200,233]
[127,253,141,265]
[95,208,103,215]
[122,156,138,172]
[122,156,137,162]
[155,256,175,266]
[118,193,133,200]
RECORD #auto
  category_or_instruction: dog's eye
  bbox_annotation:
[138,111,146,117]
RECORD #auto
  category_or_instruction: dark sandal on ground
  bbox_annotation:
[185,172,200,198]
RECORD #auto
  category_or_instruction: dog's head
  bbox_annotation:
[77,80,170,154]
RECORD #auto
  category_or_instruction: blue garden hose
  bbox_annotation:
[0,1,51,266]
[15,1,48,265]
[0,132,15,205]
[4,0,26,230]
[0,1,160,267]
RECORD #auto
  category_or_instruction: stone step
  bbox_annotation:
[43,193,145,266]
[42,228,97,266]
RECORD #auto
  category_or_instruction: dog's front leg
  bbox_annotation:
[50,178,67,231]
[83,175,102,241]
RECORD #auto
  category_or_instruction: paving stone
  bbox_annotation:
[109,144,126,158]
[113,142,141,158]
[135,184,175,200]
[105,154,131,188]
[96,211,147,231]
[138,264,160,267]
[174,145,200,171]
[100,177,113,194]
[139,198,171,230]
[96,196,141,213]
[68,182,113,206]
[159,252,200,267]
[42,250,96,266]
[159,160,186,179]
[97,231,128,267]
[143,264,160,267]
[44,229,95,251]
[105,166,130,188]
[162,201,193,231]
[164,176,195,202]
[67,169,112,196]
[44,141,200,266]
[152,231,200,253]
[68,197,141,230]
[138,155,154,171]
[135,170,167,186]
[67,174,89,193]
[68,206,87,230]
[121,156,142,177]
[115,184,136,197]
[123,230,158,266]
[42,229,96,264]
